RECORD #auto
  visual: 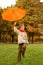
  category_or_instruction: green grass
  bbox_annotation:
[0,42,43,65]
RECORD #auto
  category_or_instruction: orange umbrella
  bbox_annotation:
[2,8,26,22]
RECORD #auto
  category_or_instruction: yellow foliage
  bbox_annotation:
[26,25,34,32]
[30,35,40,41]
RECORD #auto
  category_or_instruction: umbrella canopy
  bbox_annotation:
[2,8,26,22]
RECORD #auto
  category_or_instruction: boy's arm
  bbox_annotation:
[14,22,19,33]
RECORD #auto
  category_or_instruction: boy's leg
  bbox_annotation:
[22,43,27,57]
[17,44,23,62]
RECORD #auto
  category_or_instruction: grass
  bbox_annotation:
[0,42,43,65]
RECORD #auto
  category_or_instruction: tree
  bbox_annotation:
[15,0,43,43]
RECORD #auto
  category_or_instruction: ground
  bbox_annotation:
[0,42,43,65]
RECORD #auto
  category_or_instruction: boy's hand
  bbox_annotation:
[14,22,16,26]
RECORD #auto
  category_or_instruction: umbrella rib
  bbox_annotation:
[12,11,18,18]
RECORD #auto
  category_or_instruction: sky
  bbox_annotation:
[40,0,43,2]
[0,0,43,9]
[0,0,16,9]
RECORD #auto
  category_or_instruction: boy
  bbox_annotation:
[14,22,28,62]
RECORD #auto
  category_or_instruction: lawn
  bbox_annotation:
[0,42,43,65]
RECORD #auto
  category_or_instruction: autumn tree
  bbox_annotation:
[15,0,43,43]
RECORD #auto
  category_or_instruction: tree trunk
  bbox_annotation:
[0,32,1,42]
[29,32,31,44]
[11,35,14,43]
[32,32,34,44]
